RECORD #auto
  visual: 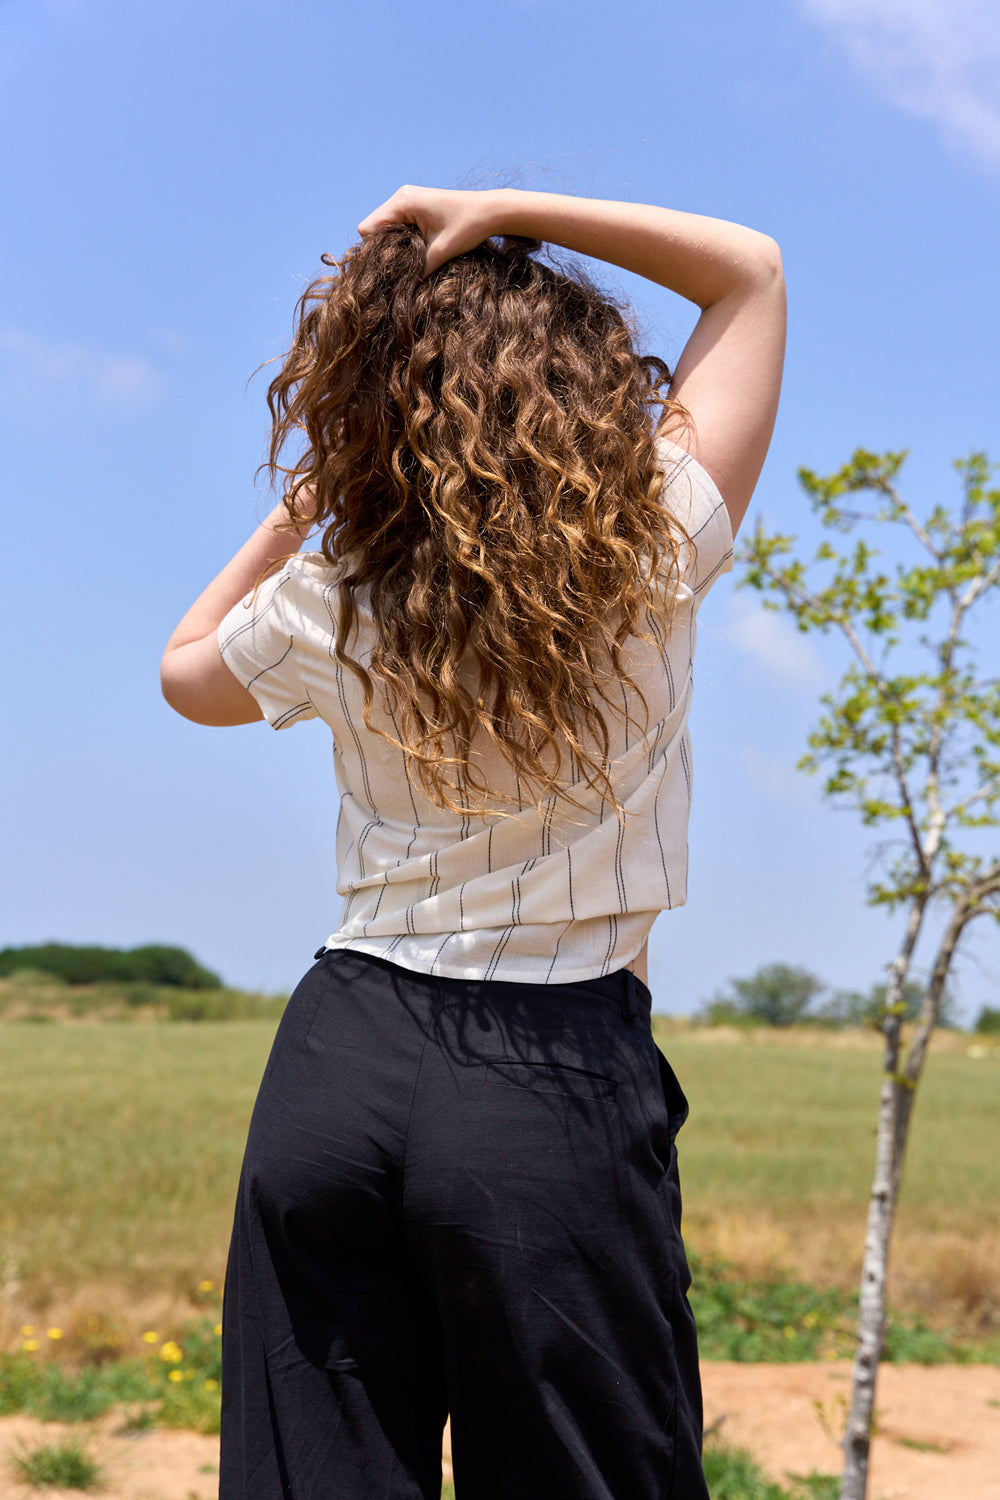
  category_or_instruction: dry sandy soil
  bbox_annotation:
[1,1363,998,1499]
[701,1362,1000,1500]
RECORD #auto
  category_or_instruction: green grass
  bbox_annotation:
[654,1027,999,1228]
[0,1022,275,1294]
[441,1448,835,1500]
[1,1313,223,1431]
[7,1438,102,1489]
[703,1441,839,1498]
[687,1251,996,1362]
[1,1015,996,1328]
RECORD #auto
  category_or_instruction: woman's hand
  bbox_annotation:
[358,186,503,276]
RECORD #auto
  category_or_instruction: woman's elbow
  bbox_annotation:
[750,233,784,290]
[160,650,205,723]
[160,641,263,726]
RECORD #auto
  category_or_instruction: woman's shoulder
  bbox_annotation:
[267,549,353,604]
[653,435,735,598]
[655,435,726,518]
[285,550,348,582]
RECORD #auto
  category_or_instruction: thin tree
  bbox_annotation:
[741,448,1000,1500]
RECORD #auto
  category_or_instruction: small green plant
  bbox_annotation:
[785,1476,840,1500]
[704,1442,839,1499]
[8,1438,102,1489]
[702,1440,791,1498]
[115,1404,157,1433]
[896,1435,950,1453]
[158,1374,222,1436]
[812,1392,849,1446]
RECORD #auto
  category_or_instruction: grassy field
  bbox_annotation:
[653,1020,1000,1322]
[0,1002,997,1349]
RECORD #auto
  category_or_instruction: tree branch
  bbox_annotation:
[950,773,1000,820]
[888,721,929,879]
[894,495,940,562]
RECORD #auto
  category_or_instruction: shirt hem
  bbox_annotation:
[316,922,675,988]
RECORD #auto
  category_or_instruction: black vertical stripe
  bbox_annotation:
[613,814,627,914]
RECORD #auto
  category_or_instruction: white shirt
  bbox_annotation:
[219,440,733,983]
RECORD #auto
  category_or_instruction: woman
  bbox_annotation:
[162,185,785,1500]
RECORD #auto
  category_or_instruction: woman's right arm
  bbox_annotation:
[359,187,786,535]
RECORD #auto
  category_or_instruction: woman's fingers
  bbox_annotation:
[357,187,500,276]
[356,186,421,238]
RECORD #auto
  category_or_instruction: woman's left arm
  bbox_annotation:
[160,502,311,725]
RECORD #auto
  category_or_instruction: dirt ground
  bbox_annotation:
[1,1362,998,1499]
[701,1362,1000,1500]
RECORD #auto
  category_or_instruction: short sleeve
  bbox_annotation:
[218,562,318,729]
[656,438,735,608]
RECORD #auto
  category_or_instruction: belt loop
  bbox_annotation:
[620,968,639,1022]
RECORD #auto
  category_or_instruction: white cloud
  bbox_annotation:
[718,595,828,690]
[0,329,166,406]
[801,0,1000,166]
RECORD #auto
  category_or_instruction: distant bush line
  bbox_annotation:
[0,943,220,989]
[692,961,1000,1034]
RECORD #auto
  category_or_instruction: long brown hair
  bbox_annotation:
[265,226,690,815]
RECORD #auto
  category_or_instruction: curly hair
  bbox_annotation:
[264,226,691,816]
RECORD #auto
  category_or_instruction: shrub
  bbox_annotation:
[8,1439,102,1490]
[696,965,825,1028]
[0,943,220,988]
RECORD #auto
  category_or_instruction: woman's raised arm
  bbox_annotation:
[160,500,311,725]
[360,187,786,534]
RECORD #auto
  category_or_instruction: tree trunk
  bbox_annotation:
[840,1038,903,1499]
[839,900,926,1500]
[840,897,970,1499]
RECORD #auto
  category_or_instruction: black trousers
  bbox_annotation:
[220,948,708,1500]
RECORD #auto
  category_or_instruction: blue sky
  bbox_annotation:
[3,0,998,1019]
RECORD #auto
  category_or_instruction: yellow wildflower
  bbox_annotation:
[198,1279,215,1293]
[22,1339,40,1352]
[141,1330,159,1344]
[167,1369,184,1383]
[46,1327,63,1340]
[159,1340,184,1363]
[205,1379,219,1391]
[20,1325,35,1336]
[213,1323,223,1337]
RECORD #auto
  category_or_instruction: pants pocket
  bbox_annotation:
[481,1060,618,1101]
[656,1046,690,1142]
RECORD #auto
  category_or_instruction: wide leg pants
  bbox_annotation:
[220,948,708,1500]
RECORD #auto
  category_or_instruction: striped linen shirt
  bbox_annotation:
[219,439,733,984]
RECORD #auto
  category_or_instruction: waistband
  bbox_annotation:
[314,945,652,1023]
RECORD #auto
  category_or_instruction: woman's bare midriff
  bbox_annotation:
[625,939,649,991]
